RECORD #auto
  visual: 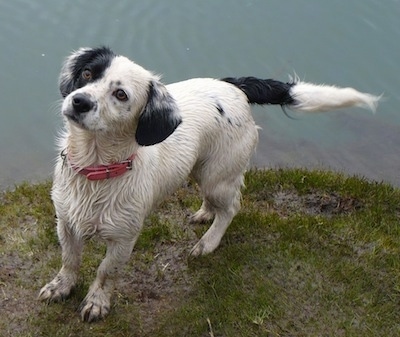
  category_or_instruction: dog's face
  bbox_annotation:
[59,47,181,146]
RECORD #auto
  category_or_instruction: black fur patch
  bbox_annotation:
[135,81,182,146]
[59,47,116,97]
[216,103,225,115]
[221,77,295,106]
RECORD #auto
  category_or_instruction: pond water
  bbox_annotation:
[0,0,399,189]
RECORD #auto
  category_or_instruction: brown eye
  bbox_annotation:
[113,89,128,101]
[82,69,92,80]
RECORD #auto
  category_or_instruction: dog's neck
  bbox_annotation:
[66,124,139,167]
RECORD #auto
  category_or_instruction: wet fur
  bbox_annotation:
[38,47,379,321]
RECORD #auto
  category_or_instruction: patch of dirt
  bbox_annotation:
[272,190,363,217]
[1,252,43,336]
[121,244,195,331]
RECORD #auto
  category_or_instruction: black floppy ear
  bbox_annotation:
[135,80,182,146]
[58,48,90,98]
[59,66,76,98]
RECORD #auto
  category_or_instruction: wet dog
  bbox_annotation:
[38,47,379,321]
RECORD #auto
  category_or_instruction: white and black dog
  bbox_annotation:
[38,47,379,321]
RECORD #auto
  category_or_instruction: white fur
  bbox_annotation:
[290,82,380,112]
[38,50,380,321]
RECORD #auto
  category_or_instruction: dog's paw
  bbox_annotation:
[189,241,206,257]
[189,238,216,257]
[38,274,75,302]
[190,228,225,257]
[189,209,214,224]
[79,288,110,322]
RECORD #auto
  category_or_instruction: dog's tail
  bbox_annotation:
[221,76,380,113]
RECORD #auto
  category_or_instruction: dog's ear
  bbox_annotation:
[135,80,182,146]
[59,65,75,98]
[58,48,90,98]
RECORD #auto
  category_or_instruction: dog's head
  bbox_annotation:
[59,47,181,146]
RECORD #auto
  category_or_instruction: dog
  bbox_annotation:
[38,47,379,321]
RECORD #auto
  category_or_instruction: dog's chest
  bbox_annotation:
[59,189,106,237]
[53,174,144,239]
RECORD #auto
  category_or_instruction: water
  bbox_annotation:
[0,0,399,189]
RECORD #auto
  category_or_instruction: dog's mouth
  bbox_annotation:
[63,108,87,129]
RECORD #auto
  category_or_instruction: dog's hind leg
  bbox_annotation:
[189,175,243,256]
[38,219,83,302]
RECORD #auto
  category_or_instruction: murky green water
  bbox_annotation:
[0,0,399,188]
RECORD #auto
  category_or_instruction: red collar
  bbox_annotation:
[62,151,135,181]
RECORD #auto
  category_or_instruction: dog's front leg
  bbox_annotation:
[79,238,136,322]
[38,218,83,302]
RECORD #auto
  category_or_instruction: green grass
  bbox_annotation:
[1,169,399,336]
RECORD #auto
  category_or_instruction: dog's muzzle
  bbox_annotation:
[72,93,94,114]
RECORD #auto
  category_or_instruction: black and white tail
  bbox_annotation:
[221,76,380,112]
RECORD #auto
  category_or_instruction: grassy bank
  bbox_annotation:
[1,169,399,336]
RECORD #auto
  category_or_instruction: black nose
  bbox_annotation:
[72,93,94,113]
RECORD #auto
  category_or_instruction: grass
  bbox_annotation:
[0,168,399,336]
